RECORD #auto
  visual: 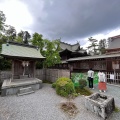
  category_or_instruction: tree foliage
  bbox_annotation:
[98,39,106,54]
[23,31,31,44]
[0,11,6,31]
[87,37,98,55]
[43,39,61,67]
[5,25,16,41]
[0,33,7,52]
[32,32,44,54]
[14,36,23,43]
[32,32,61,68]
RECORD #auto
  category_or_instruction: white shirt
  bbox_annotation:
[88,70,94,78]
[98,72,106,82]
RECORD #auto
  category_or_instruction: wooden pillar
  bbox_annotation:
[33,61,36,78]
[11,60,14,80]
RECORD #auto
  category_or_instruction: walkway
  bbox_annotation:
[0,84,120,120]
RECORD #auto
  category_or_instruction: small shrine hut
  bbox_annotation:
[0,41,45,96]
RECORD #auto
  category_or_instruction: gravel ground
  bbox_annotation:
[0,83,120,120]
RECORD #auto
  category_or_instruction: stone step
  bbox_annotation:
[17,87,35,96]
[17,91,34,96]
[19,87,32,94]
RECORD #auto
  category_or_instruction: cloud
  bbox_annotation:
[0,0,33,32]
[17,0,120,44]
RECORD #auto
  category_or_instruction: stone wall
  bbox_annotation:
[0,69,70,83]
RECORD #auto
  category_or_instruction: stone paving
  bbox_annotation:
[0,83,120,120]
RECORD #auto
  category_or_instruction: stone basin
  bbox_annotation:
[85,92,115,120]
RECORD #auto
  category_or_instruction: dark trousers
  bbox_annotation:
[88,77,93,88]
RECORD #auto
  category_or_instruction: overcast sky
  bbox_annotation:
[1,0,120,48]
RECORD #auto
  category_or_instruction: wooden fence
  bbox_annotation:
[1,70,120,85]
[36,69,70,82]
[0,69,70,83]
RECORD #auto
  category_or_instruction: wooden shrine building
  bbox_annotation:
[0,41,45,96]
[54,41,88,69]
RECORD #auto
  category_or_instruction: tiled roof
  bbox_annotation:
[67,53,120,62]
[108,35,120,40]
[60,42,80,51]
[1,42,45,59]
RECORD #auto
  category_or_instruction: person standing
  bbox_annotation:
[88,68,94,89]
[98,71,106,92]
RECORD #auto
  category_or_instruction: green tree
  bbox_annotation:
[87,37,98,55]
[0,11,6,51]
[32,32,44,54]
[18,30,24,38]
[98,39,106,54]
[15,30,31,44]
[23,31,31,44]
[32,32,61,68]
[0,11,12,70]
[5,25,16,41]
[43,39,61,67]
[0,11,6,31]
[14,36,23,43]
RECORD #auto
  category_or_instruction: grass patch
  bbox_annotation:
[43,80,53,84]
[75,87,92,96]
[114,106,120,112]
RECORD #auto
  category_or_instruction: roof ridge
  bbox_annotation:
[8,41,37,48]
[60,41,79,46]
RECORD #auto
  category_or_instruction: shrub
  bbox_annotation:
[79,79,87,89]
[75,87,92,96]
[52,83,56,88]
[55,77,76,97]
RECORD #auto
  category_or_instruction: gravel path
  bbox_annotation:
[0,83,120,120]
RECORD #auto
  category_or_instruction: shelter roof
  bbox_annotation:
[1,41,45,59]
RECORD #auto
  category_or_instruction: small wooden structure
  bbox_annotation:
[0,41,45,96]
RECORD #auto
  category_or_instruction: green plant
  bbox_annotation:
[79,79,87,89]
[55,77,76,97]
[75,87,92,96]
[52,83,56,88]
